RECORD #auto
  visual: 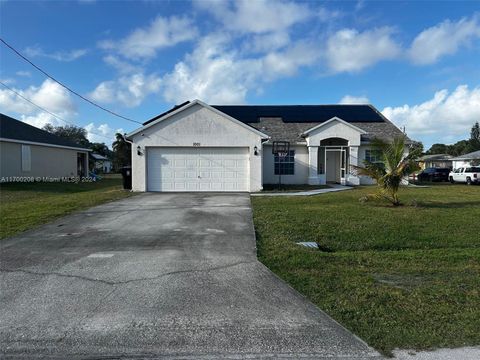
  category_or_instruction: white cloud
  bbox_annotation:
[409,15,480,65]
[0,78,76,116]
[24,46,88,62]
[325,27,401,73]
[103,55,140,74]
[0,78,16,85]
[16,70,31,77]
[20,112,65,129]
[195,0,311,34]
[161,32,320,104]
[162,34,260,104]
[88,73,161,107]
[0,79,77,130]
[99,15,197,59]
[248,31,291,53]
[262,42,319,79]
[339,95,370,104]
[382,85,480,142]
[84,122,123,145]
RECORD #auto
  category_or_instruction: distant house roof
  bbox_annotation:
[91,153,109,161]
[142,102,405,143]
[450,150,480,161]
[419,154,453,161]
[0,113,90,151]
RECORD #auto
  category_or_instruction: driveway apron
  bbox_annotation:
[0,193,382,359]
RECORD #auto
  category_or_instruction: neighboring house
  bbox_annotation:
[126,100,407,192]
[91,153,112,173]
[418,154,453,169]
[0,114,90,180]
[451,150,480,169]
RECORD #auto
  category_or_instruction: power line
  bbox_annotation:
[0,80,114,143]
[0,37,142,125]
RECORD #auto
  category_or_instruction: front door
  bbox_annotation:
[326,151,340,183]
[77,153,86,177]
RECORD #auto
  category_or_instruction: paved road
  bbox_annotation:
[0,193,382,359]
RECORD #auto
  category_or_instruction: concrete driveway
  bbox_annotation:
[0,193,382,359]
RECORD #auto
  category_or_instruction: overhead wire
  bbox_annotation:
[0,80,115,143]
[0,37,142,125]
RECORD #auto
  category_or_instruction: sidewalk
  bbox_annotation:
[251,184,353,197]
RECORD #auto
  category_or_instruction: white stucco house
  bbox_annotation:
[126,100,406,192]
[91,153,113,173]
[451,150,480,169]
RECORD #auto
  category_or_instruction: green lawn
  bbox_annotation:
[261,184,330,192]
[0,178,133,239]
[251,185,480,355]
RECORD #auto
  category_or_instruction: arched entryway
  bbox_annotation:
[319,138,349,184]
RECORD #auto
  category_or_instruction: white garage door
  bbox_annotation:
[147,147,249,192]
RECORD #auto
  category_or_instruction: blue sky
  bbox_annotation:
[1,0,479,149]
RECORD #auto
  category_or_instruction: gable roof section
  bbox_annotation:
[0,113,90,151]
[450,150,480,161]
[128,100,270,139]
[143,101,190,126]
[135,101,405,144]
[301,117,367,135]
[91,153,109,160]
[211,104,385,123]
[211,104,405,143]
[419,154,453,161]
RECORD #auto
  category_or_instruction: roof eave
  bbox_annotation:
[127,99,271,140]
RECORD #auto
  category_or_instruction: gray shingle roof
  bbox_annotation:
[212,104,406,143]
[91,153,109,160]
[246,118,405,143]
[0,113,89,150]
[419,154,453,161]
[142,103,407,143]
[450,150,480,160]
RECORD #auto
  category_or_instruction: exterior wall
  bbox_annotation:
[358,145,378,185]
[0,140,87,179]
[453,160,473,169]
[422,160,453,169]
[305,120,362,147]
[305,120,363,185]
[130,103,264,192]
[262,144,309,185]
[358,145,411,185]
[94,160,112,173]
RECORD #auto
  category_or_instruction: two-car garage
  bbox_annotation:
[128,100,267,193]
[146,147,250,192]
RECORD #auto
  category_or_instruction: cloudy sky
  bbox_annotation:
[1,0,479,148]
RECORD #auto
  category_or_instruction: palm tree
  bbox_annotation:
[112,133,131,170]
[354,136,419,206]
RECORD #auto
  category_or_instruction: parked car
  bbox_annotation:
[449,167,480,185]
[416,167,450,182]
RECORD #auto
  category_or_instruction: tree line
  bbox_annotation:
[424,122,480,156]
[43,124,131,171]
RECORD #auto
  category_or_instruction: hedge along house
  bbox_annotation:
[127,100,406,192]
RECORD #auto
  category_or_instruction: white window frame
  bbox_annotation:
[274,150,295,175]
[365,149,383,164]
[21,145,31,172]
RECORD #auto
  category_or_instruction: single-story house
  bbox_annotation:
[418,154,453,169]
[0,113,90,180]
[126,100,407,192]
[451,150,480,169]
[91,153,112,173]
